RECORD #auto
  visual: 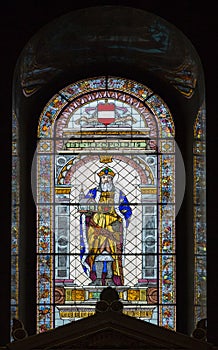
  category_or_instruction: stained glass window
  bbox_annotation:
[193,103,207,325]
[11,112,19,322]
[34,76,177,332]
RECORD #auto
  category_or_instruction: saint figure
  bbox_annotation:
[79,167,132,286]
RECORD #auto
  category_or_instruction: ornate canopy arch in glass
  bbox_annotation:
[11,5,206,338]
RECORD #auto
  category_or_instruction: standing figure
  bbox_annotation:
[79,167,132,286]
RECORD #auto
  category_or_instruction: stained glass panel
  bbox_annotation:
[193,104,207,325]
[11,112,19,324]
[35,76,176,332]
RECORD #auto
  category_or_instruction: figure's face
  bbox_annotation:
[101,175,113,184]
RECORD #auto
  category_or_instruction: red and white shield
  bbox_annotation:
[97,103,115,126]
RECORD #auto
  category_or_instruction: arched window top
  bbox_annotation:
[38,76,174,139]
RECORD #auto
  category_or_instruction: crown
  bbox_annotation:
[97,167,115,177]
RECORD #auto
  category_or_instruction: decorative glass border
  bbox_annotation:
[11,112,19,329]
[193,104,207,326]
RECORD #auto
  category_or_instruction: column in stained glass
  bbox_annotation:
[159,154,176,329]
[36,146,53,332]
[11,112,19,323]
[193,103,207,326]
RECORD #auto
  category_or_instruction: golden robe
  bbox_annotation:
[87,191,124,284]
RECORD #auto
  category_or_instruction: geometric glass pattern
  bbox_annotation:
[34,76,177,331]
[11,112,19,326]
[193,102,207,326]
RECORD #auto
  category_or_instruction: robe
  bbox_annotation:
[80,187,132,285]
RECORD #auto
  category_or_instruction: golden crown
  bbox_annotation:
[97,167,115,177]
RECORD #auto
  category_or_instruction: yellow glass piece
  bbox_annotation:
[140,289,147,301]
[60,311,95,318]
[127,289,140,301]
[71,289,85,301]
[65,289,72,301]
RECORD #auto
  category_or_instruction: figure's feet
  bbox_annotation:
[89,278,102,286]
